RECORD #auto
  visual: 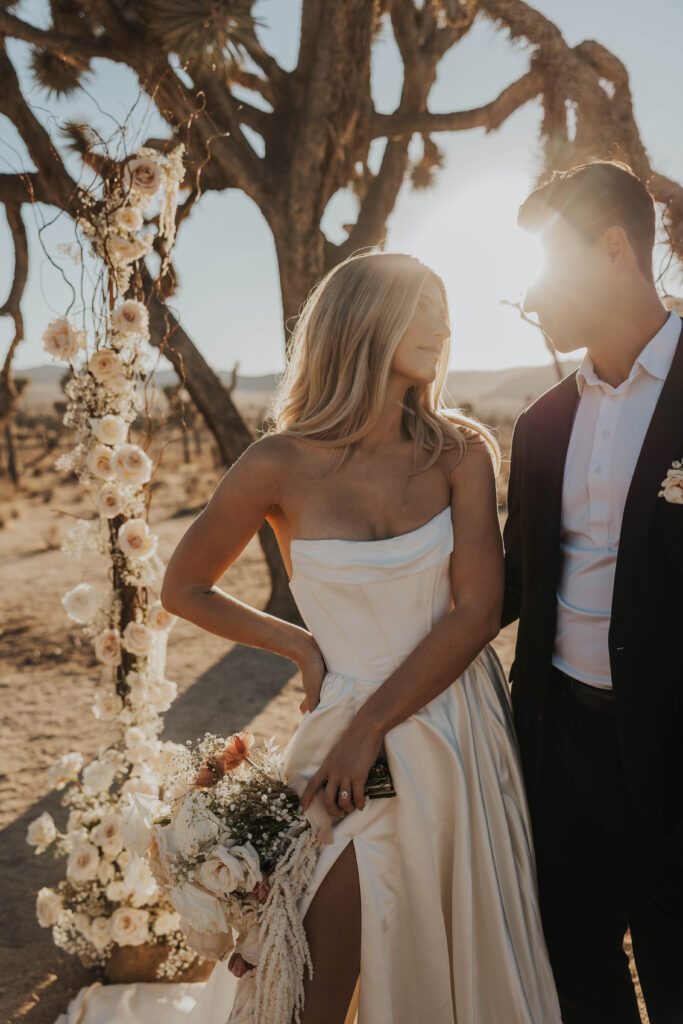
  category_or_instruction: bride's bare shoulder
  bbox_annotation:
[435,415,494,475]
[235,433,327,479]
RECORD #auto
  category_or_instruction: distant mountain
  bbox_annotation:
[16,361,577,413]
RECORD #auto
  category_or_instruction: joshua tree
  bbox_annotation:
[1,0,682,613]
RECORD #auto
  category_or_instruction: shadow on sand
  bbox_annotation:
[1,643,299,1024]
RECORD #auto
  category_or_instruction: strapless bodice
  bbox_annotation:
[288,505,454,682]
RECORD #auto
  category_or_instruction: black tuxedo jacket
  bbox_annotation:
[502,324,683,847]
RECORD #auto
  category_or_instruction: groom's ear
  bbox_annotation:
[599,225,632,270]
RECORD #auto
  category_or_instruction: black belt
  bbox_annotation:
[552,667,616,714]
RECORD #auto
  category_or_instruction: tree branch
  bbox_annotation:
[371,67,543,138]
[232,97,271,138]
[330,136,411,265]
[240,31,287,89]
[0,10,112,68]
[228,67,274,107]
[147,62,269,203]
[0,204,28,420]
[0,46,80,211]
[0,172,49,205]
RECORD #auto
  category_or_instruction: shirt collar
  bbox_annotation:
[576,310,682,396]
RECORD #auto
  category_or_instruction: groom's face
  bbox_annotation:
[522,214,609,353]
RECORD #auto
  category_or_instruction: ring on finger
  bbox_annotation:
[338,786,354,813]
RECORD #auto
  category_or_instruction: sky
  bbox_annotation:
[1,0,682,376]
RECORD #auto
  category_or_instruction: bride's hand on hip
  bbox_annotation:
[297,639,327,714]
[300,717,383,817]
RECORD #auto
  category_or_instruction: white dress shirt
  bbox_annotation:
[552,310,681,688]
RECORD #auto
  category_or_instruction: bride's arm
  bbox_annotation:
[160,436,322,683]
[301,440,503,814]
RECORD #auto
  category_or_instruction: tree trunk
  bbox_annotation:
[272,218,327,349]
[4,420,19,486]
[146,289,301,622]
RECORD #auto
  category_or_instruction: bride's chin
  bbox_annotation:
[391,361,438,387]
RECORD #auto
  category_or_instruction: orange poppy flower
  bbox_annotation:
[215,731,254,774]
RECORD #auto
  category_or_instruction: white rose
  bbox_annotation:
[147,601,176,632]
[147,677,177,712]
[106,880,129,903]
[61,583,101,624]
[27,812,57,854]
[120,772,159,798]
[125,671,149,706]
[109,906,150,946]
[179,919,235,961]
[173,791,223,859]
[113,446,152,487]
[73,912,92,939]
[67,809,83,833]
[66,841,100,882]
[88,349,124,383]
[95,481,127,519]
[196,842,262,899]
[93,688,123,721]
[112,300,149,337]
[153,910,180,936]
[82,758,118,796]
[91,414,128,446]
[93,812,124,857]
[113,206,143,232]
[106,235,148,265]
[165,777,193,805]
[661,468,683,504]
[104,370,132,392]
[124,157,163,196]
[233,920,262,966]
[90,915,113,950]
[94,629,122,667]
[120,792,165,856]
[124,726,160,765]
[48,751,83,790]
[171,882,230,935]
[121,620,153,656]
[662,295,683,316]
[42,318,86,362]
[155,740,185,772]
[124,853,157,907]
[36,887,63,927]
[98,859,116,885]
[86,444,115,480]
[118,519,157,562]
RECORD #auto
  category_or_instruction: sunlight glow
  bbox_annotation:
[398,172,554,370]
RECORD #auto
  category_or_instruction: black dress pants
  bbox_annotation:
[528,669,683,1024]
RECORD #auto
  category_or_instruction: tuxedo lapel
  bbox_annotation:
[533,372,580,617]
[613,324,683,617]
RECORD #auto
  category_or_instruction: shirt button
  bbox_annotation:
[594,466,604,475]
[601,429,610,438]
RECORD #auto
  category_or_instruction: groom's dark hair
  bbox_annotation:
[518,160,656,282]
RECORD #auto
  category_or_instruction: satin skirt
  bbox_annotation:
[281,644,563,1024]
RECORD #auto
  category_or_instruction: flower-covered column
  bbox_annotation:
[26,145,205,981]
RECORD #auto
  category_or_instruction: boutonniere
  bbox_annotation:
[659,459,683,504]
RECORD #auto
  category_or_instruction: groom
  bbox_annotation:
[503,161,683,1024]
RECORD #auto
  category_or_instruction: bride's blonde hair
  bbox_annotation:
[266,251,499,475]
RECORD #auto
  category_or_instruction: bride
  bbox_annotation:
[160,251,562,1023]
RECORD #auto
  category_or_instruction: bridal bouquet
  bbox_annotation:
[125,729,395,1023]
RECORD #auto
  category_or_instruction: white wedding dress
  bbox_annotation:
[55,505,561,1024]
